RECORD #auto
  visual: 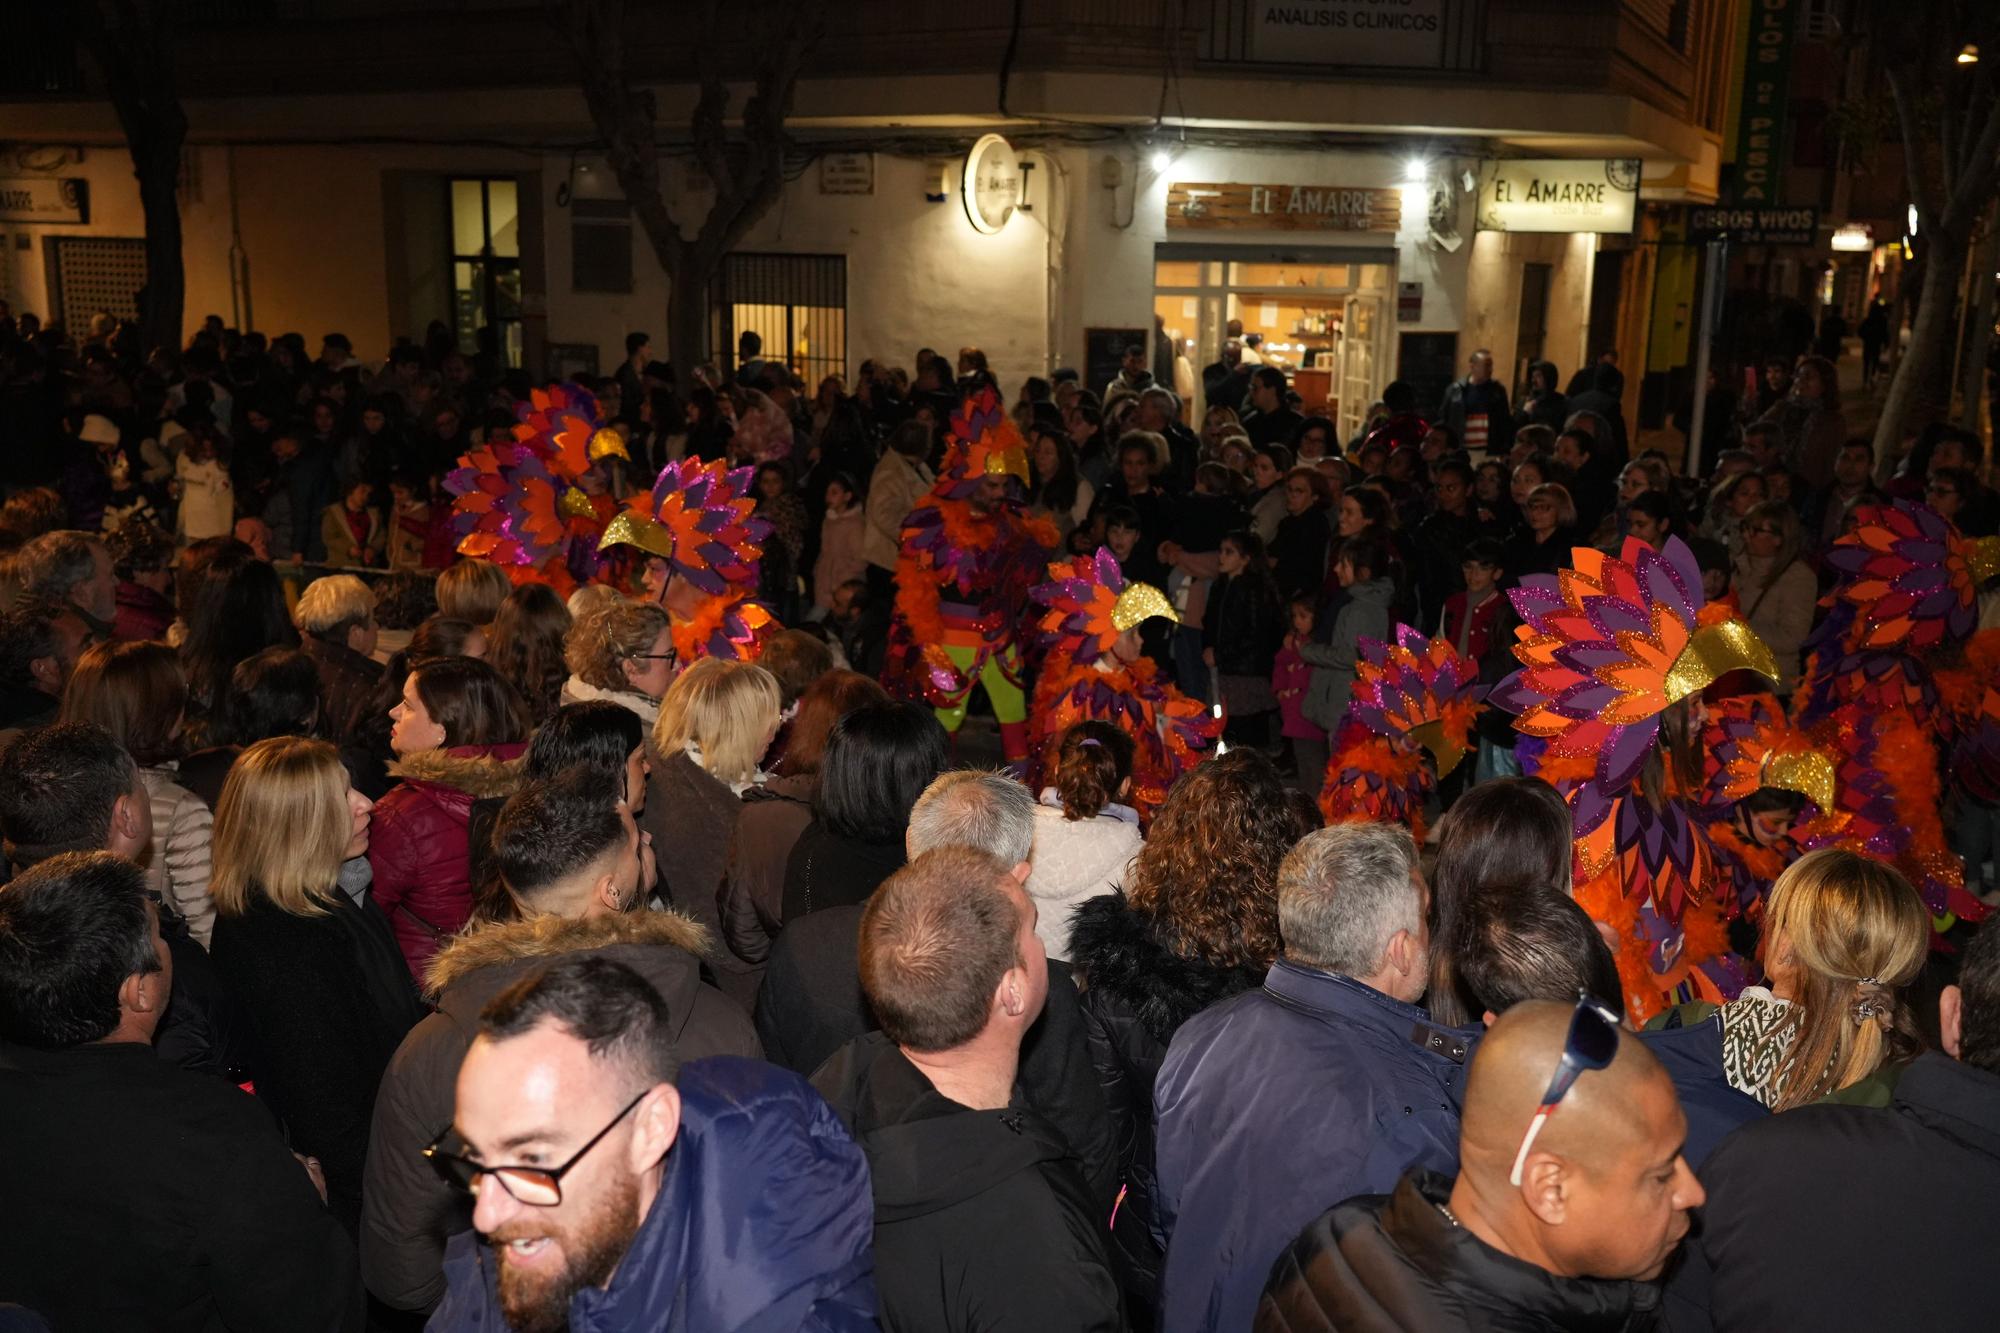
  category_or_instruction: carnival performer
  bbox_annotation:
[1492,533,1782,1024]
[1319,625,1485,845]
[597,455,775,663]
[1028,547,1219,821]
[446,383,630,594]
[1695,693,1839,927]
[888,388,1058,766]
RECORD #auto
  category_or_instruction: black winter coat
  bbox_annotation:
[1665,1051,2000,1333]
[208,890,426,1237]
[1202,572,1282,678]
[1259,1172,1664,1332]
[757,902,1119,1211]
[0,1041,363,1332]
[1068,893,1266,1319]
[813,1033,1125,1333]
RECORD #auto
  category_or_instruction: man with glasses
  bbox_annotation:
[1259,998,1704,1330]
[425,955,876,1332]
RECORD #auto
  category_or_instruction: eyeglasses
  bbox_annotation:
[1926,483,1958,497]
[1747,525,1782,537]
[423,1087,652,1207]
[631,652,678,664]
[1509,992,1623,1187]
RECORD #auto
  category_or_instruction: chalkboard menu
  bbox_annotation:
[1397,331,1458,421]
[1085,327,1148,398]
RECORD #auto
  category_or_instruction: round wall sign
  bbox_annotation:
[962,134,1020,235]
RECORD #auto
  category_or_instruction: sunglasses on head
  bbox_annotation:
[1510,992,1624,1187]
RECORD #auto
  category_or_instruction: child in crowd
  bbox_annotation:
[1293,536,1394,791]
[321,480,385,567]
[812,473,866,615]
[1274,593,1321,787]
[1438,537,1506,661]
[385,473,432,572]
[174,425,234,543]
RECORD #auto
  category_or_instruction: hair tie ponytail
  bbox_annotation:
[1850,977,1891,1026]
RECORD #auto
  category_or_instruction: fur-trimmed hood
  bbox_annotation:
[385,742,528,799]
[425,908,712,999]
[1068,891,1268,1046]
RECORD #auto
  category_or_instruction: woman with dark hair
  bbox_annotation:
[1067,748,1304,1325]
[719,670,890,980]
[1028,422,1092,538]
[1247,445,1294,543]
[59,640,216,947]
[1755,354,1846,491]
[1270,465,1334,599]
[1026,720,1143,963]
[179,546,299,732]
[367,655,528,980]
[484,582,571,726]
[176,647,325,809]
[1426,776,1574,1027]
[1204,529,1283,748]
[753,462,807,624]
[1626,488,1677,551]
[780,700,949,922]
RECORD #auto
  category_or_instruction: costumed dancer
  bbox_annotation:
[1491,534,1782,1024]
[889,388,1058,766]
[1695,693,1840,928]
[597,455,775,663]
[1028,547,1219,821]
[1319,625,1485,845]
[1796,498,1996,930]
[445,383,631,595]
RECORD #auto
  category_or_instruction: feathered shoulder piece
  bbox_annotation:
[1698,693,1836,816]
[448,383,630,576]
[1351,625,1487,776]
[599,455,770,596]
[1824,499,2000,652]
[1032,548,1177,668]
[1493,535,1778,804]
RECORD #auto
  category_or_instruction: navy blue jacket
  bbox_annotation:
[1153,961,1471,1333]
[1636,1015,1767,1169]
[427,1056,879,1333]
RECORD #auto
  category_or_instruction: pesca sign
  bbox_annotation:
[1475,159,1639,234]
[1729,0,1798,204]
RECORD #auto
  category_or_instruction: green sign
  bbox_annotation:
[1731,0,1798,204]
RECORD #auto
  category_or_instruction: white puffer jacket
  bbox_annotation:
[140,765,216,949]
[1025,799,1143,962]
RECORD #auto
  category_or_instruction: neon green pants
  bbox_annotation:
[933,641,1027,732]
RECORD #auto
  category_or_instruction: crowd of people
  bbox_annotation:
[0,304,1996,1333]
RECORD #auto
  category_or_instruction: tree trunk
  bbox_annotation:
[664,257,711,392]
[134,127,185,354]
[1959,206,2000,433]
[1876,226,1970,459]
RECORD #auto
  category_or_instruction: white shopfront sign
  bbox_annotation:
[1475,159,1639,235]
[962,134,1021,235]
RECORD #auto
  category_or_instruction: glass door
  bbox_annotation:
[1339,295,1383,445]
[450,177,522,369]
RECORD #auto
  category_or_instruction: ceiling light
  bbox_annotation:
[1149,149,1172,172]
[1403,157,1429,185]
[1958,44,1979,64]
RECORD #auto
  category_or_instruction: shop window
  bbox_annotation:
[571,198,633,294]
[1514,263,1552,397]
[709,252,848,389]
[44,236,145,333]
[449,176,523,368]
[1153,245,1392,443]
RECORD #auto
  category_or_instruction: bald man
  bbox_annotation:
[1258,1001,1703,1331]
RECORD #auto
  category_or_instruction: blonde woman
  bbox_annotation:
[293,573,383,744]
[1713,848,1929,1109]
[560,598,675,725]
[58,640,215,948]
[206,737,426,1236]
[643,656,782,1007]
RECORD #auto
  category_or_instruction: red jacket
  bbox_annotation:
[367,743,525,981]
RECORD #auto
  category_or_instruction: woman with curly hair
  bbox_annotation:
[1066,748,1305,1326]
[559,598,674,726]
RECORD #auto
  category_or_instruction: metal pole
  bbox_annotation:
[1686,237,1728,478]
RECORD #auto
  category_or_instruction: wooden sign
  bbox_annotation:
[1167,182,1401,232]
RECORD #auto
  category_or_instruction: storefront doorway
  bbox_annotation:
[1153,243,1394,443]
